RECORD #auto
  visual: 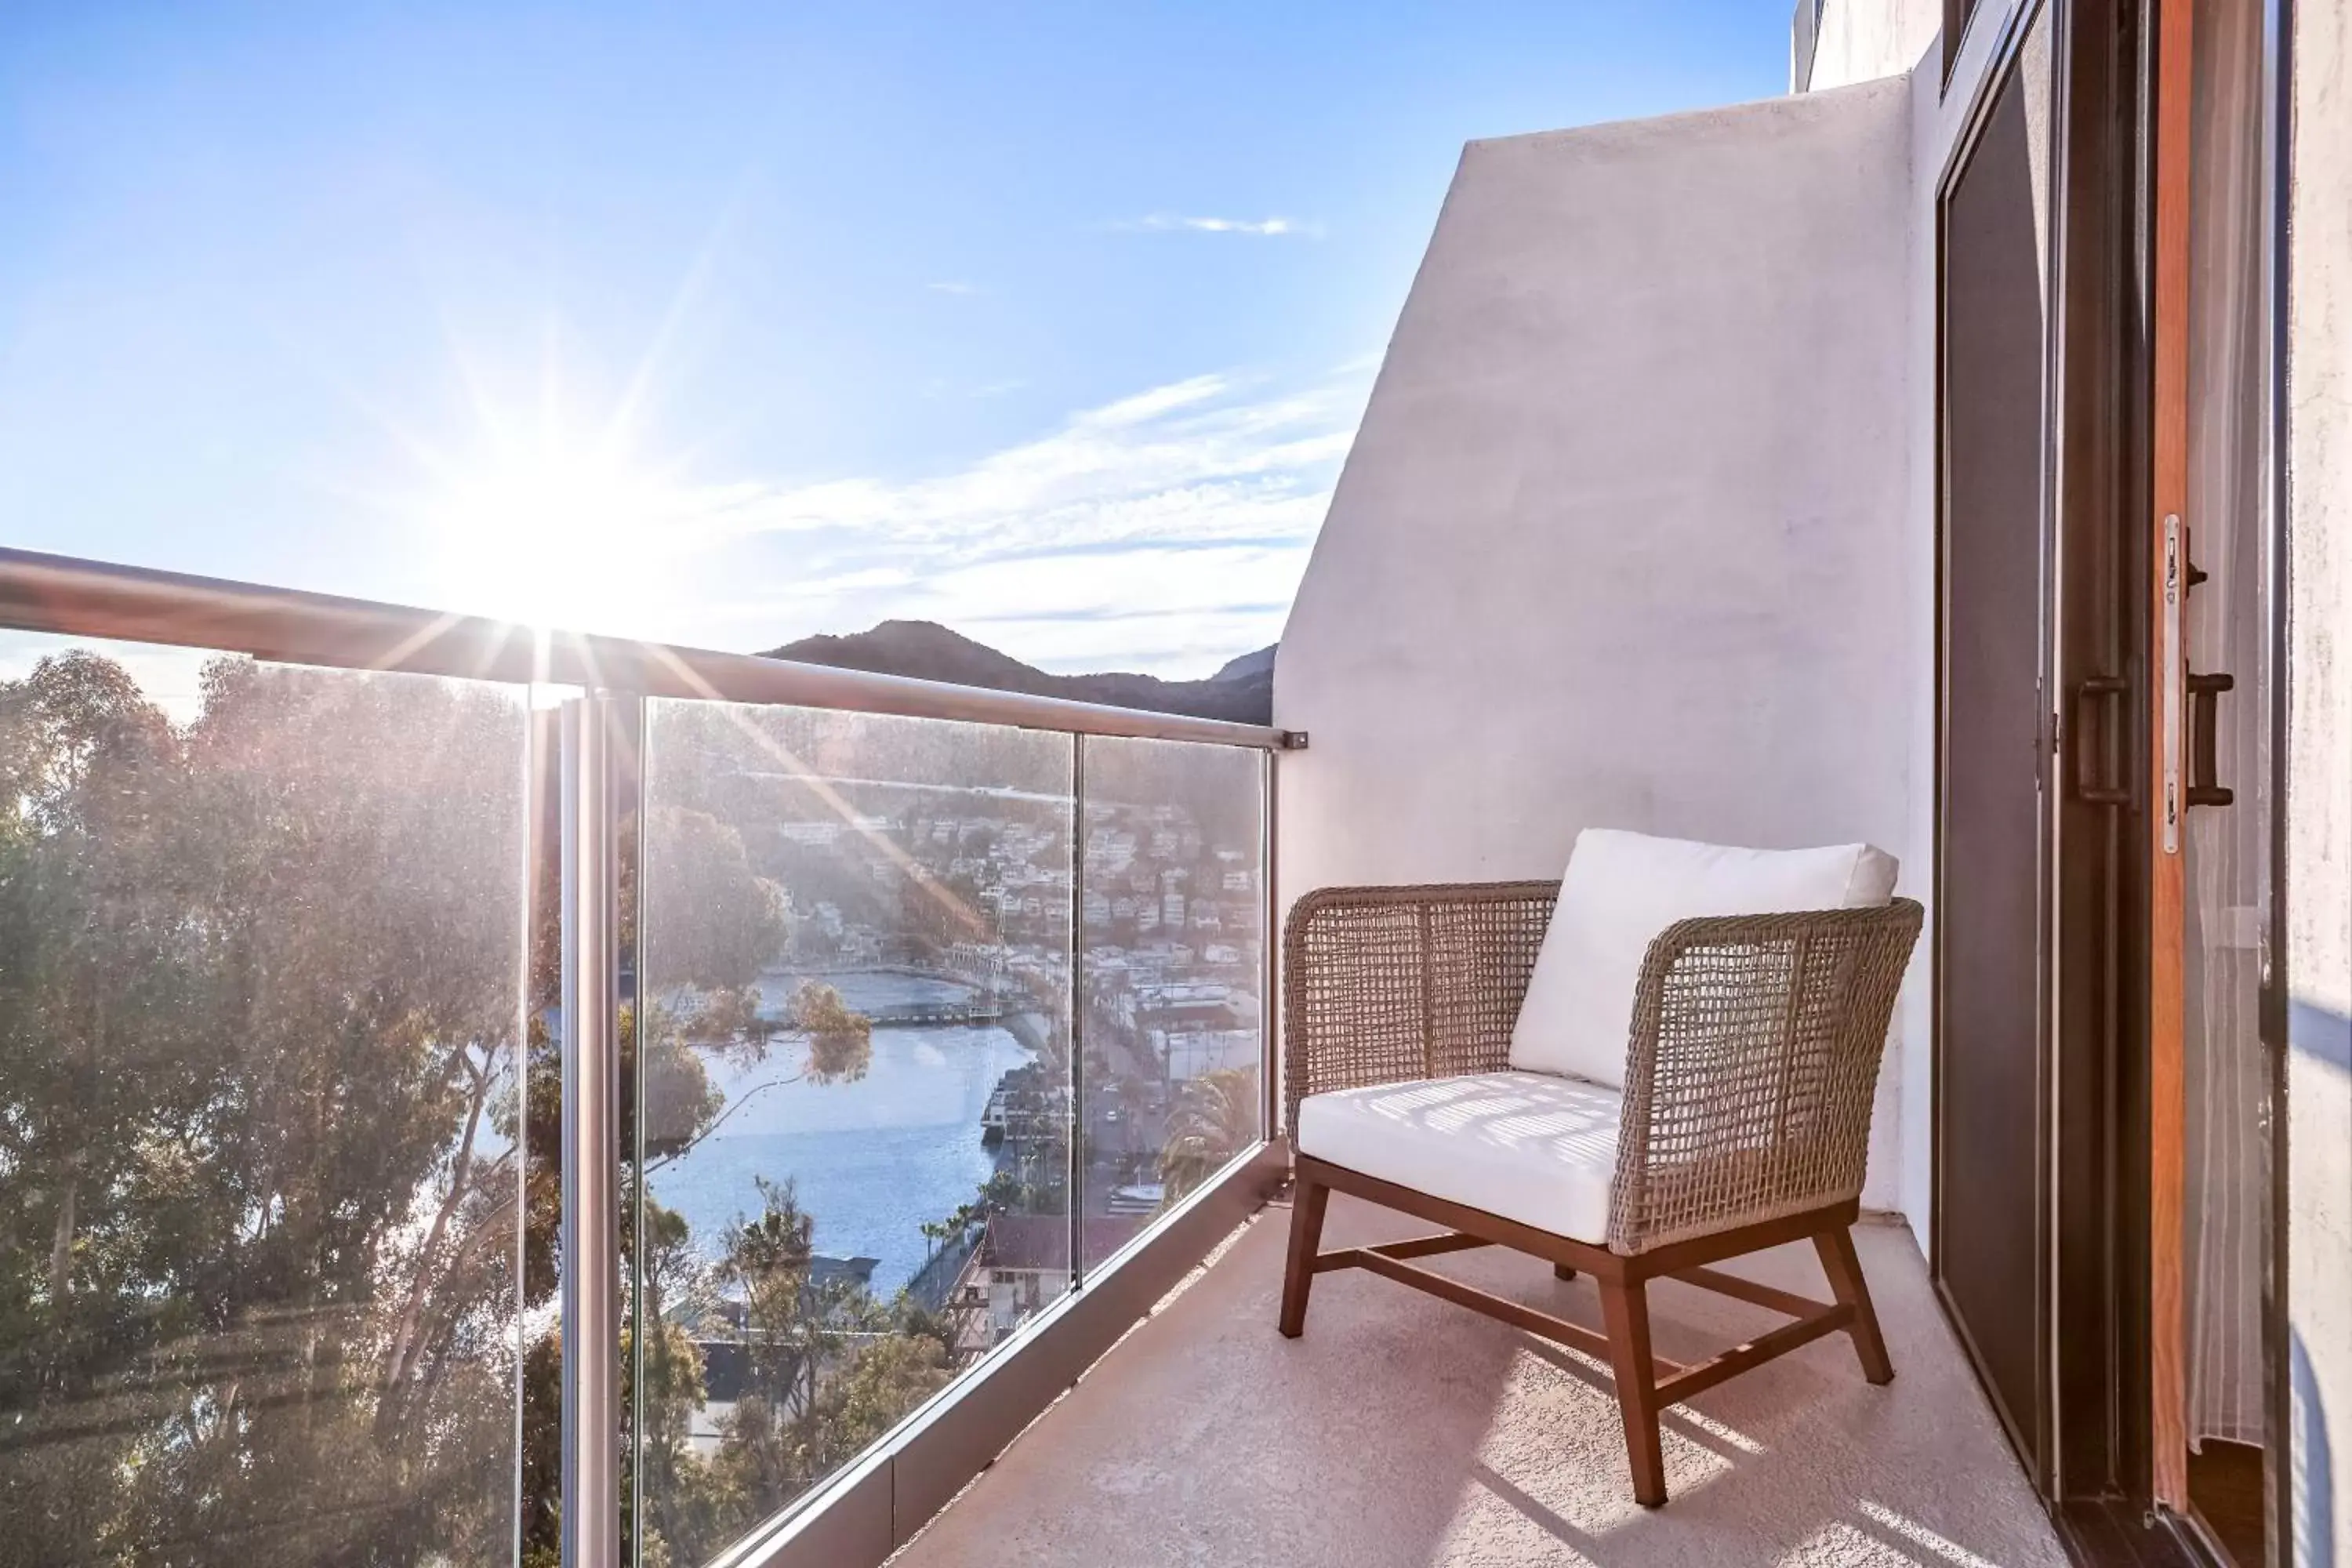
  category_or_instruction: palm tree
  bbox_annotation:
[1156,1068,1260,1203]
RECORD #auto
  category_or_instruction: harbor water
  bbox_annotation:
[647,970,1040,1296]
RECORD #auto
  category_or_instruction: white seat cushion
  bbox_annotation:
[1509,829,1900,1089]
[1295,1070,1622,1245]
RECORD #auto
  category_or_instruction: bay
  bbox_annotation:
[648,971,1041,1297]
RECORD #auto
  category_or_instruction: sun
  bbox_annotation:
[423,422,703,638]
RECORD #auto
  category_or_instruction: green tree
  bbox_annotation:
[827,1331,952,1454]
[641,805,788,997]
[789,980,873,1085]
[650,1179,953,1559]
[1159,1067,1262,1203]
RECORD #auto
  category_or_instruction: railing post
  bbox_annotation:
[1068,735,1087,1292]
[1261,748,1279,1145]
[562,693,629,1568]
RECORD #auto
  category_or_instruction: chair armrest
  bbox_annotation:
[1605,898,1924,1254]
[1280,880,1559,1138]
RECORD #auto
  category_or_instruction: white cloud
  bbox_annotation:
[685,364,1371,674]
[1121,213,1324,238]
[702,368,1362,557]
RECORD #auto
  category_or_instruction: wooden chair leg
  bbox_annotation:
[1814,1225,1894,1385]
[1278,1173,1330,1338]
[1599,1276,1667,1507]
[1553,1262,1578,1282]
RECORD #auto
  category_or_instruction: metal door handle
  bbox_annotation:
[2162,518,2184,852]
[2071,676,2130,806]
[2187,671,2234,808]
[2176,531,2233,811]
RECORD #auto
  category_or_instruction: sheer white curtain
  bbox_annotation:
[2182,0,2270,1452]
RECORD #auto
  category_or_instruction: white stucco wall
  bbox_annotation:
[1273,78,1919,1211]
[1807,0,1941,90]
[2286,2,2351,1559]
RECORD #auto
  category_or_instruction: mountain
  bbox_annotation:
[760,621,1276,725]
[1208,645,1276,683]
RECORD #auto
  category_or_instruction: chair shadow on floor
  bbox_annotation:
[887,1194,2069,1568]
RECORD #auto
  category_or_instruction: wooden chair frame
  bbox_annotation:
[1280,1156,1889,1508]
[1275,881,1925,1507]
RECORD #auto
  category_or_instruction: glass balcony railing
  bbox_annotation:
[1076,737,1268,1275]
[0,631,534,1568]
[0,547,1288,1568]
[630,700,1078,1564]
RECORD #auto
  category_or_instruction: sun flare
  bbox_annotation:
[423,419,706,637]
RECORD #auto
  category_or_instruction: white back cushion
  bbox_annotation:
[1508,829,1899,1088]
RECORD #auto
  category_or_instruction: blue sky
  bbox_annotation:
[2,3,1786,677]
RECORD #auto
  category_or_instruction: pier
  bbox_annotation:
[863,996,1011,1027]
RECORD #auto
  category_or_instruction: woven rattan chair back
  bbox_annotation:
[1281,885,1924,1252]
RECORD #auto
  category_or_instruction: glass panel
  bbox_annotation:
[1936,3,2053,1469]
[0,634,530,1566]
[2182,0,2274,1491]
[1076,737,1266,1273]
[633,699,1073,1566]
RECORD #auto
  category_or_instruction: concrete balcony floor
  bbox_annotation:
[893,1192,2068,1567]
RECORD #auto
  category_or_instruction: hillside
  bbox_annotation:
[761,621,1276,725]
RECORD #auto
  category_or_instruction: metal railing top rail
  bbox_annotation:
[0,546,1298,750]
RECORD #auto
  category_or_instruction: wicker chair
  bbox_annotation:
[1278,880,1925,1507]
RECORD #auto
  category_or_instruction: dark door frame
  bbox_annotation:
[1935,2,2296,1562]
[2043,0,2159,1523]
[2259,4,2294,1556]
[1931,0,2182,1541]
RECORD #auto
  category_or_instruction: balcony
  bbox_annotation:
[11,3,2327,1557]
[0,546,2062,1568]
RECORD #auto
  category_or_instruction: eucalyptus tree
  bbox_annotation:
[0,653,530,1566]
